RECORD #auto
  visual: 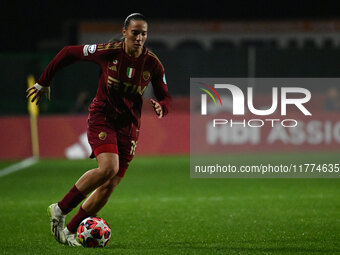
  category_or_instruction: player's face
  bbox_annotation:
[123,20,148,55]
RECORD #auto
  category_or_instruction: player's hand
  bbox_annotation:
[150,99,163,119]
[26,83,50,105]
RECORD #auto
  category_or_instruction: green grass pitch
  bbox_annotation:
[0,153,339,255]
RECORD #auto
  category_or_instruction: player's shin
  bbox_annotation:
[66,206,95,233]
[58,185,86,214]
[82,182,115,214]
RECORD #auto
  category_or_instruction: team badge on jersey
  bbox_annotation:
[113,59,118,65]
[126,67,135,78]
[98,131,107,140]
[142,71,151,81]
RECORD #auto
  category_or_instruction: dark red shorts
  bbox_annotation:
[87,121,139,178]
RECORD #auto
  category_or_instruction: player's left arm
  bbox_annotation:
[150,60,171,119]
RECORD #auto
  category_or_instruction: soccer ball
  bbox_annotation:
[77,217,111,248]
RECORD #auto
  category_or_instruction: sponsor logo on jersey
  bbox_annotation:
[142,71,151,81]
[88,44,97,54]
[98,131,107,140]
[108,59,118,70]
[107,75,147,95]
[126,67,135,78]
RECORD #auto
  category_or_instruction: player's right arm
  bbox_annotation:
[26,43,112,104]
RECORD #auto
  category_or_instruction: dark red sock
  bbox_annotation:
[67,206,92,233]
[58,185,86,214]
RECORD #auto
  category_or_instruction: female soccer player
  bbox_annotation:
[26,13,171,246]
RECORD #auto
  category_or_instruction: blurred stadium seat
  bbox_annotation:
[322,38,336,49]
[211,40,235,49]
[176,40,204,50]
[240,39,269,49]
[287,39,299,48]
[303,38,318,49]
[146,41,168,52]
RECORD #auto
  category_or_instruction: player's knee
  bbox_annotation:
[99,163,119,180]
[97,153,119,180]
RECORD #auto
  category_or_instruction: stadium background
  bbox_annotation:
[2,1,340,158]
[1,1,339,254]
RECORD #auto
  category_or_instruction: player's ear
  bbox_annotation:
[122,27,127,38]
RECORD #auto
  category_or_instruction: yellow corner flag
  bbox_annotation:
[27,74,40,158]
[27,75,39,116]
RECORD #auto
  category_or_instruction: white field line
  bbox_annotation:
[0,157,38,178]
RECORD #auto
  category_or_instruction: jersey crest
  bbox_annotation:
[142,71,151,81]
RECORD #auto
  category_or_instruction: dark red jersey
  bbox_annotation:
[37,41,171,129]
